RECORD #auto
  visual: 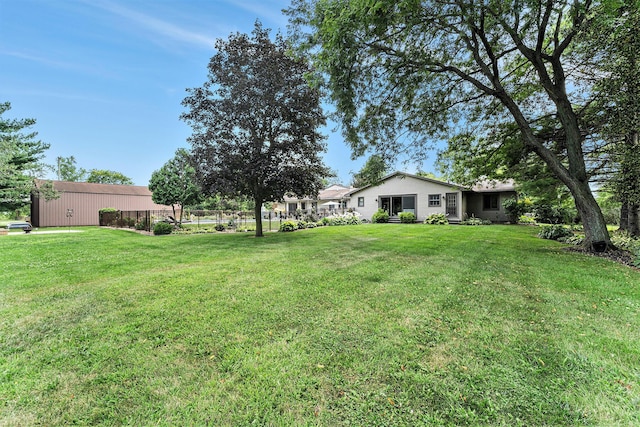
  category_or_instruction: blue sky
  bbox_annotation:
[1,0,433,186]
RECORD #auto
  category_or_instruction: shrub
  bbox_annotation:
[99,207,119,226]
[303,212,319,223]
[557,235,584,245]
[502,197,523,223]
[424,213,448,225]
[306,222,317,228]
[537,224,574,240]
[318,212,364,226]
[279,220,297,232]
[214,224,226,232]
[297,221,307,229]
[532,203,576,224]
[153,222,173,235]
[518,215,536,225]
[399,212,417,223]
[613,233,640,267]
[372,209,390,223]
[611,231,640,252]
[460,216,492,225]
[135,219,148,230]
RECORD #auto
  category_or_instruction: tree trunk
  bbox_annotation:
[629,203,640,238]
[497,79,612,252]
[619,200,629,232]
[571,180,612,252]
[254,199,264,237]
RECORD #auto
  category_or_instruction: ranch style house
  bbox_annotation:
[284,172,517,223]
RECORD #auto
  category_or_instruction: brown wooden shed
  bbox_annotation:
[31,180,172,227]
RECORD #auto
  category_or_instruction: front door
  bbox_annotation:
[446,193,457,217]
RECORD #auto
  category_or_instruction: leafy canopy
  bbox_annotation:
[149,148,201,224]
[286,0,614,248]
[351,154,389,188]
[0,102,50,212]
[181,22,329,236]
[86,169,133,185]
[56,156,87,182]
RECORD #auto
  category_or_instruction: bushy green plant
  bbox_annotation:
[303,212,319,223]
[214,224,226,232]
[99,207,119,226]
[317,212,364,226]
[537,224,574,240]
[297,221,307,229]
[372,209,390,223]
[532,203,576,224]
[399,212,416,223]
[557,235,584,245]
[424,213,448,225]
[135,219,148,230]
[306,222,317,228]
[279,220,297,232]
[518,215,536,225]
[611,231,640,252]
[153,222,173,235]
[502,197,522,222]
[460,216,491,225]
[611,232,640,267]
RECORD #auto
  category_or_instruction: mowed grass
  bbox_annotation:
[1,225,639,426]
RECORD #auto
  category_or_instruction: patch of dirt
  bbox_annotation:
[565,246,638,269]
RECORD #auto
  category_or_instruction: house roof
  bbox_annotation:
[347,171,466,196]
[318,184,354,201]
[35,180,153,196]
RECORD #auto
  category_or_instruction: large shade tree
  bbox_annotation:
[181,22,329,237]
[0,102,50,212]
[287,0,616,250]
[351,154,390,188]
[583,2,640,236]
[56,155,88,182]
[149,148,201,225]
[86,169,133,185]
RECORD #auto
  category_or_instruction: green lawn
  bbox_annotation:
[1,225,638,425]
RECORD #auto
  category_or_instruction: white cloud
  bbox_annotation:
[87,0,217,49]
[221,0,290,28]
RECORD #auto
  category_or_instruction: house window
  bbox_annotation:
[358,197,364,207]
[483,194,499,210]
[428,194,441,207]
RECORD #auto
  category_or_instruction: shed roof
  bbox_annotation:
[35,180,153,196]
